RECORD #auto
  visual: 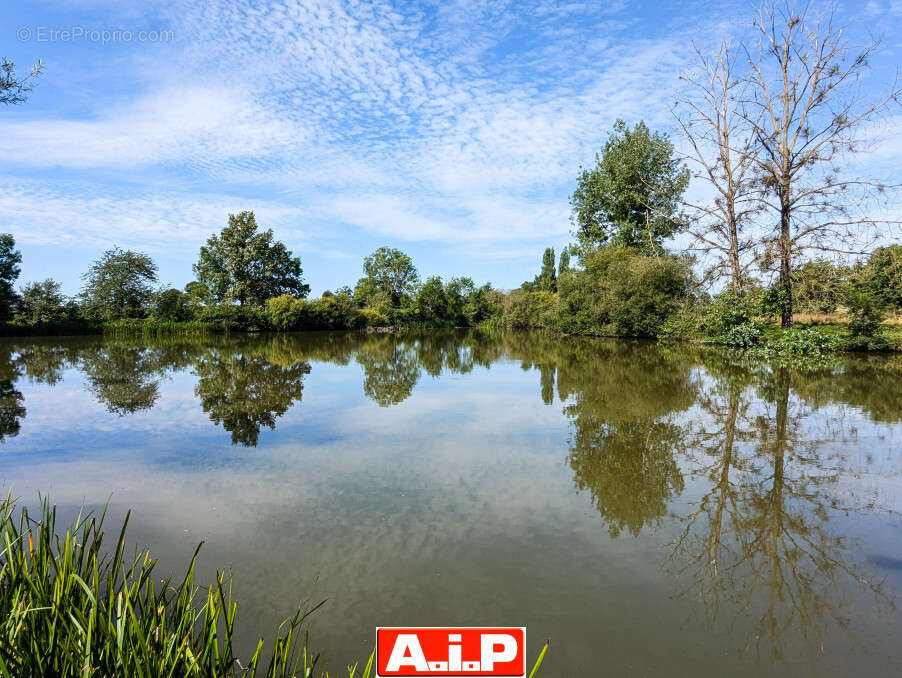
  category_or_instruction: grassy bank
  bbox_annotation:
[0,495,548,677]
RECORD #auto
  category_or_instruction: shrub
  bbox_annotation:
[502,289,561,330]
[198,304,269,332]
[554,246,693,337]
[308,294,364,330]
[845,286,888,351]
[360,307,390,327]
[266,293,307,330]
[757,327,842,362]
[702,288,763,346]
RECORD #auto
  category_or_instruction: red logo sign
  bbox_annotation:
[376,627,526,677]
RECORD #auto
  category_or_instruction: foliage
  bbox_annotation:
[198,303,269,332]
[0,57,44,105]
[194,211,309,307]
[863,245,902,311]
[265,293,306,331]
[80,247,158,321]
[554,246,693,337]
[0,494,319,677]
[570,120,689,253]
[17,278,67,324]
[791,260,850,313]
[0,234,22,322]
[359,308,390,327]
[0,493,549,677]
[502,290,561,330]
[844,280,889,351]
[753,327,842,365]
[354,247,419,310]
[413,276,451,324]
[151,287,194,322]
[702,288,763,346]
[523,248,557,292]
[308,294,365,330]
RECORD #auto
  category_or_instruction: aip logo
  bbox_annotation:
[376,627,526,677]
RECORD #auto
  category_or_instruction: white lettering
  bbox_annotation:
[385,634,429,672]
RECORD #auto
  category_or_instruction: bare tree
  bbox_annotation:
[0,58,44,105]
[741,1,901,326]
[675,40,763,288]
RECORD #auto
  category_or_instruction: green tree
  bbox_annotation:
[18,279,66,324]
[538,247,557,292]
[571,120,689,253]
[194,211,309,307]
[0,234,22,321]
[151,288,193,322]
[863,245,902,310]
[80,248,157,320]
[791,260,850,314]
[354,247,419,309]
[1,57,44,105]
[414,276,450,323]
[558,249,571,276]
[184,281,211,307]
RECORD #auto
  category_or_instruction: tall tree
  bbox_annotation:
[354,247,419,309]
[0,234,22,321]
[194,211,309,307]
[741,2,902,326]
[0,58,43,105]
[674,40,762,288]
[538,247,557,292]
[558,249,571,276]
[81,247,157,320]
[571,120,689,253]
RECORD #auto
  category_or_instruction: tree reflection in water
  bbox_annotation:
[0,330,899,662]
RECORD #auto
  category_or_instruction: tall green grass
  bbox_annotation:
[0,495,548,677]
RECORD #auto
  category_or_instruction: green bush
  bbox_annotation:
[360,307,390,327]
[308,294,364,330]
[266,293,307,330]
[555,246,693,337]
[702,288,763,346]
[198,304,269,332]
[757,327,842,362]
[502,289,561,330]
[845,286,888,351]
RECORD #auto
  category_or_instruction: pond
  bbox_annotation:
[1,330,900,676]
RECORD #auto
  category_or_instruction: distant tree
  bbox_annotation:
[571,120,689,253]
[791,260,851,314]
[740,2,902,326]
[81,247,158,320]
[538,247,557,292]
[558,249,571,276]
[354,247,419,309]
[414,276,450,322]
[184,281,211,307]
[18,279,66,324]
[152,288,193,322]
[0,234,22,321]
[863,245,902,310]
[194,211,309,307]
[1,57,44,105]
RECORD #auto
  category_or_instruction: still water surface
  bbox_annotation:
[1,331,901,676]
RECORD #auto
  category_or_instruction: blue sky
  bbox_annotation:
[2,0,901,296]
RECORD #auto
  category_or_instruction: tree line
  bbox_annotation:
[0,211,504,333]
[3,2,900,348]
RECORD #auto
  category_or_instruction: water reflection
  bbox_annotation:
[0,331,899,666]
[193,344,311,446]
